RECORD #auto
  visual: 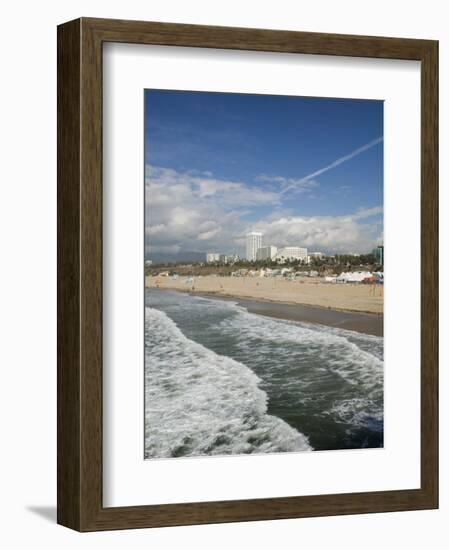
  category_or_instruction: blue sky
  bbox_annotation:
[144,90,383,258]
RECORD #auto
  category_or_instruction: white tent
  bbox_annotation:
[337,271,372,283]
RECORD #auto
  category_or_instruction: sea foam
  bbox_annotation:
[216,309,384,433]
[145,306,312,459]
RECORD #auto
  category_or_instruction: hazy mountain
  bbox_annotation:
[146,250,206,265]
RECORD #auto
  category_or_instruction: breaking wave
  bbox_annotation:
[217,310,384,433]
[145,306,312,459]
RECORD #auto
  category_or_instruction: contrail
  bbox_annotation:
[281,136,383,194]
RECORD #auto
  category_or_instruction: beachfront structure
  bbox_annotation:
[307,252,324,264]
[274,247,308,263]
[337,271,373,283]
[206,253,240,264]
[372,245,384,266]
[246,231,263,261]
[206,252,220,263]
[256,245,278,261]
[231,268,249,277]
[219,254,239,264]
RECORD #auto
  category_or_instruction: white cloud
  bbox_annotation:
[352,206,384,220]
[145,165,259,255]
[145,164,383,257]
[251,208,383,255]
[197,228,221,241]
[146,165,279,207]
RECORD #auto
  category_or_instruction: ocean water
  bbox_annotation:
[145,290,384,459]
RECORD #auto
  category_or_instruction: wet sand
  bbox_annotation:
[149,287,383,336]
[232,297,382,336]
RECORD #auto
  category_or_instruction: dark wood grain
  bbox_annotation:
[57,18,81,531]
[420,40,439,504]
[57,17,439,532]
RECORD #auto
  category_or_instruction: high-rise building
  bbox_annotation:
[274,247,308,263]
[256,245,278,261]
[246,232,263,261]
[372,245,384,265]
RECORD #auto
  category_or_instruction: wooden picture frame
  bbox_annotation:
[57,17,438,531]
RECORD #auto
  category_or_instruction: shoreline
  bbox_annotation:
[184,287,381,316]
[146,274,383,316]
[149,287,383,337]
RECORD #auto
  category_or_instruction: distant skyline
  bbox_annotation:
[145,90,383,260]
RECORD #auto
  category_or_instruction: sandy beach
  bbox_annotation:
[146,275,383,315]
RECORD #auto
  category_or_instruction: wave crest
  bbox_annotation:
[145,306,312,459]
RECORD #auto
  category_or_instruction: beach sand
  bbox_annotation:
[146,275,383,335]
[146,275,383,313]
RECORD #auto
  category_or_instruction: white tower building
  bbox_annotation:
[246,232,263,261]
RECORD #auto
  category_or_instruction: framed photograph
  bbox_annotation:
[57,17,438,531]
